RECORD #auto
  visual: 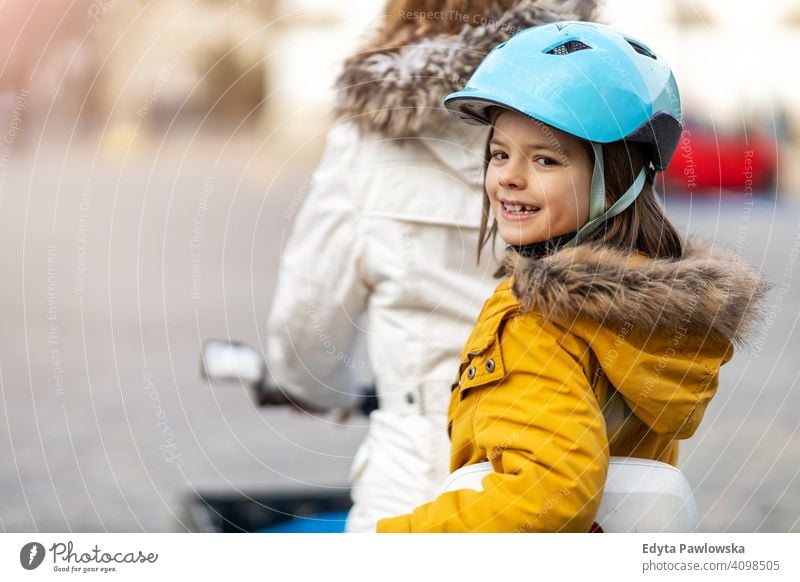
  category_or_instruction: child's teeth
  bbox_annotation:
[504,202,537,214]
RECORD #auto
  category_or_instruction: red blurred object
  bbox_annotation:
[663,123,778,194]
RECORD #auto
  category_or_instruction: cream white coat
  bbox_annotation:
[266,121,499,531]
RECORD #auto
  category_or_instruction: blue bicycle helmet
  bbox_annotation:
[444,21,682,244]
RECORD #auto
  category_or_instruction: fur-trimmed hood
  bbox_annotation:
[334,1,601,138]
[502,238,770,347]
[496,238,769,439]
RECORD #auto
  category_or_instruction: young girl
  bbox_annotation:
[376,21,768,533]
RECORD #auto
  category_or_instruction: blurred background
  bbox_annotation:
[0,0,798,532]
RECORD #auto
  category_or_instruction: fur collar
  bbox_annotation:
[334,1,600,138]
[502,239,770,346]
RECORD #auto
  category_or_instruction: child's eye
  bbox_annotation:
[534,156,558,167]
[490,150,508,161]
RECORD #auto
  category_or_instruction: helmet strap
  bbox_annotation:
[588,142,606,221]
[566,152,647,247]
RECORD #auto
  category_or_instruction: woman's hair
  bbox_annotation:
[344,0,518,63]
[477,122,685,266]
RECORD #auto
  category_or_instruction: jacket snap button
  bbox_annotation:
[485,359,495,373]
[406,393,415,404]
[467,366,476,380]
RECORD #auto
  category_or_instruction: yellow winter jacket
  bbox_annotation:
[377,240,767,533]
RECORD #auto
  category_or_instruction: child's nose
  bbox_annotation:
[498,159,527,190]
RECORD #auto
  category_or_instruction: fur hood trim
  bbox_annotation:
[502,239,770,346]
[334,1,600,138]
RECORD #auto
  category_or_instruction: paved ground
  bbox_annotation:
[0,130,798,532]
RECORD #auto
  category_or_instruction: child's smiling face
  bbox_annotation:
[485,110,594,247]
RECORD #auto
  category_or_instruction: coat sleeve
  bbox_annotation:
[377,316,608,532]
[265,124,374,409]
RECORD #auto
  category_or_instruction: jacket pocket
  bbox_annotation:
[456,337,506,399]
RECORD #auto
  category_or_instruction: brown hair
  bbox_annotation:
[478,126,684,267]
[343,0,518,66]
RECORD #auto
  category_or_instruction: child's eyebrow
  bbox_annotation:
[489,137,571,156]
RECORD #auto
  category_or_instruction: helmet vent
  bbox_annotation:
[627,40,657,60]
[546,40,591,55]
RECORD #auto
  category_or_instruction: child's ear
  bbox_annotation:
[645,163,656,185]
